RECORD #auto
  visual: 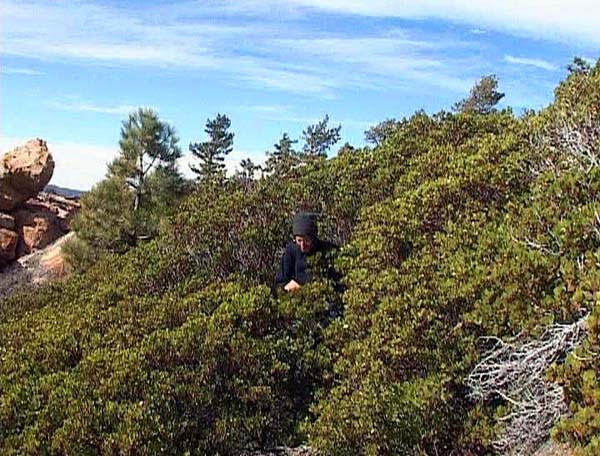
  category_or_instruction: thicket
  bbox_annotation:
[1,62,599,455]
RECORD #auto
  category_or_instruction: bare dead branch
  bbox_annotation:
[467,315,589,455]
[532,113,600,176]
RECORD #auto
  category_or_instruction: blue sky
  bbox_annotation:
[1,0,599,190]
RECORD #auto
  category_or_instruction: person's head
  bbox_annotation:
[294,234,313,253]
[292,212,318,253]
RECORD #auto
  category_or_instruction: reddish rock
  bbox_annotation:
[0,213,15,230]
[0,139,79,270]
[14,209,62,256]
[39,231,75,281]
[0,139,55,210]
[23,192,81,232]
[0,232,76,299]
[0,185,27,212]
[0,228,18,262]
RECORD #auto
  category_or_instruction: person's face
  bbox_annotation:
[294,235,314,253]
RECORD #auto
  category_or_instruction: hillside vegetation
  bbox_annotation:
[1,63,599,455]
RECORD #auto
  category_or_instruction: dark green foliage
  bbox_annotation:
[64,109,185,271]
[264,133,301,176]
[232,158,259,192]
[0,273,336,455]
[538,59,600,456]
[453,75,505,114]
[364,118,400,147]
[307,110,533,455]
[189,113,234,181]
[567,56,593,75]
[301,115,341,160]
[3,61,600,455]
[239,158,257,179]
[63,177,135,270]
[111,108,183,213]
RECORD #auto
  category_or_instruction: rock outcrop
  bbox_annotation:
[0,138,55,210]
[0,229,18,263]
[25,192,80,232]
[14,208,63,256]
[0,139,79,269]
[0,213,15,230]
[0,232,75,300]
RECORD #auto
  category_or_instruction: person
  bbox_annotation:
[275,212,338,292]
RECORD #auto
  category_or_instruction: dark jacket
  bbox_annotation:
[275,239,338,286]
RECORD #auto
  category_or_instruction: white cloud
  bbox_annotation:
[0,66,44,75]
[50,142,118,190]
[180,0,600,48]
[1,0,248,68]
[173,0,600,47]
[0,0,346,96]
[470,28,487,35]
[0,0,479,97]
[272,36,473,93]
[47,101,145,116]
[504,55,559,71]
[236,63,341,97]
[287,0,600,47]
[2,0,593,101]
[274,37,443,70]
[0,136,270,190]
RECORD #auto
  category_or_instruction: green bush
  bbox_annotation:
[2,60,600,455]
[0,279,339,455]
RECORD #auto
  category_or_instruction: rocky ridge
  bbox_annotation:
[0,139,80,269]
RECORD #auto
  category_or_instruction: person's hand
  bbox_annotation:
[284,280,301,292]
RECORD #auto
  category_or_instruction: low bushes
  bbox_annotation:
[2,60,600,455]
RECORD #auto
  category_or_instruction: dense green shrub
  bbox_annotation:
[538,60,600,456]
[2,60,600,455]
[306,110,532,454]
[0,279,340,455]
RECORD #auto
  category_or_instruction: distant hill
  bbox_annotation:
[44,184,84,198]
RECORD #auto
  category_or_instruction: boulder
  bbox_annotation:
[0,213,15,230]
[0,139,79,269]
[14,209,62,256]
[0,139,55,210]
[0,228,18,262]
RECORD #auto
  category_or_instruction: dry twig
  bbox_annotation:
[467,315,589,455]
[532,113,600,177]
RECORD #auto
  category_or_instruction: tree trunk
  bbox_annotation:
[134,151,144,211]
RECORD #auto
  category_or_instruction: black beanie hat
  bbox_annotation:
[293,212,318,240]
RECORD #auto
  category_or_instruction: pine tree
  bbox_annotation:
[567,56,592,75]
[239,158,257,180]
[66,108,184,270]
[365,119,400,147]
[264,133,300,175]
[453,75,505,114]
[189,114,234,181]
[109,108,182,212]
[301,115,341,160]
[233,158,258,191]
[63,176,136,271]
